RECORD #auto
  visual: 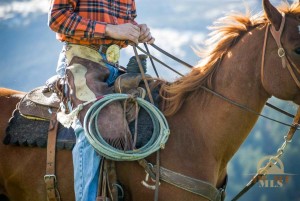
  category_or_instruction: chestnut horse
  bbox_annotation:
[1,0,300,200]
[0,88,75,200]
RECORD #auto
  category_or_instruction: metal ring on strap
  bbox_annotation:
[83,93,170,161]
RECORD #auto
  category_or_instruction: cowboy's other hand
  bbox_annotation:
[106,23,140,44]
[138,24,155,44]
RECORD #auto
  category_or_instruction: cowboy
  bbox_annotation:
[48,0,155,200]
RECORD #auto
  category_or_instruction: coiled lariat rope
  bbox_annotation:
[83,93,170,161]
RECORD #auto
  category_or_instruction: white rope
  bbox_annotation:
[83,94,170,161]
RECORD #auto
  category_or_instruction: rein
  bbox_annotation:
[137,43,298,128]
[231,107,300,201]
[134,12,300,199]
[133,44,226,201]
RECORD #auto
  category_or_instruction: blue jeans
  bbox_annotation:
[72,120,101,201]
[56,44,121,201]
[100,52,122,86]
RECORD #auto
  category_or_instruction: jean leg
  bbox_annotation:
[106,65,122,86]
[56,45,67,78]
[99,52,122,86]
[72,120,101,201]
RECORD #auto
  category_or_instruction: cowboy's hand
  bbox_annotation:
[106,23,140,44]
[138,24,155,44]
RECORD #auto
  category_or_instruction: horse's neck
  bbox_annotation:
[211,27,270,163]
[162,27,270,187]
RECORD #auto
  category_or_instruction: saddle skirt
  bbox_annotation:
[3,82,76,149]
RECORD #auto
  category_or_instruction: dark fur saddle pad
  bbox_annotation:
[4,110,75,150]
[128,107,153,148]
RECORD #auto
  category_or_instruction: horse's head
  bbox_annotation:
[262,0,300,104]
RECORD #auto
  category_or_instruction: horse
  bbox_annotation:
[0,88,75,200]
[1,0,300,200]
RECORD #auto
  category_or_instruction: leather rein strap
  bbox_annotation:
[231,107,300,201]
[133,45,161,201]
[139,44,296,126]
[44,112,61,201]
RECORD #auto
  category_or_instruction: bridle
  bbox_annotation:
[261,13,300,89]
[232,13,300,200]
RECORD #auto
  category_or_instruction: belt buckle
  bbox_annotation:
[106,44,120,63]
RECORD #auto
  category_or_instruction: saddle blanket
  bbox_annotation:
[4,110,75,150]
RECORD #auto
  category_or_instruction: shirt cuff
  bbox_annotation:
[94,22,107,38]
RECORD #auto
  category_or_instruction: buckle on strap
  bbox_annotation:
[44,174,57,183]
[44,174,61,201]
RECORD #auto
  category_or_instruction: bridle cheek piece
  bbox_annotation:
[262,13,300,88]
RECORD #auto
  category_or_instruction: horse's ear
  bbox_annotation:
[263,0,282,30]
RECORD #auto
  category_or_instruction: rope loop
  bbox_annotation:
[83,93,170,161]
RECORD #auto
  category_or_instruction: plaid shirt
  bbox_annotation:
[48,0,137,48]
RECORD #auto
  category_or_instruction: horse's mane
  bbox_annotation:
[0,88,25,97]
[161,1,299,116]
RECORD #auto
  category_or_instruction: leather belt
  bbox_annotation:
[99,45,110,54]
[89,44,110,55]
[67,43,126,72]
[90,44,121,63]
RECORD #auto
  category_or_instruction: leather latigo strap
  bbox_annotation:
[138,159,226,201]
[44,113,61,201]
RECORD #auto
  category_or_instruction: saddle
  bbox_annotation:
[4,77,76,149]
[4,70,160,149]
[4,109,75,150]
[18,86,60,120]
[3,58,161,201]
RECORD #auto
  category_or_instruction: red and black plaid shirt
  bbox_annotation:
[48,0,137,48]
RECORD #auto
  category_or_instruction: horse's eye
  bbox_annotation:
[295,48,300,55]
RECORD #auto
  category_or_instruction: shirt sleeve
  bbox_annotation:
[48,0,107,39]
[131,0,138,25]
